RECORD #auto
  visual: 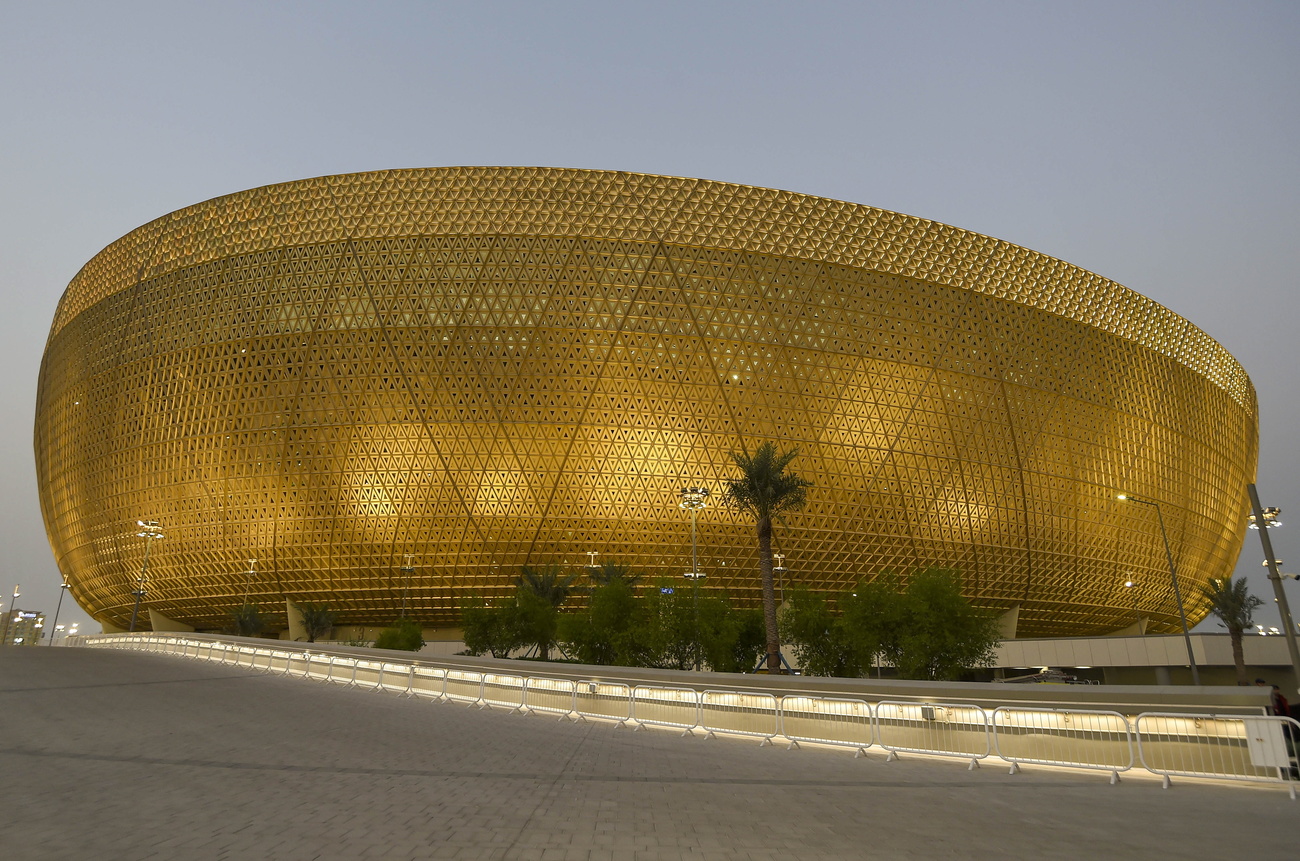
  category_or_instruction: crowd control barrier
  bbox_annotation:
[700,690,780,743]
[992,707,1133,783]
[876,700,991,769]
[76,633,1298,796]
[1134,712,1300,798]
[574,681,633,727]
[632,686,701,736]
[779,696,874,755]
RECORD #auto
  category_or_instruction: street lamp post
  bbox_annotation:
[399,554,414,619]
[680,486,710,672]
[1123,579,1141,630]
[0,585,19,646]
[1246,484,1300,698]
[242,559,258,604]
[131,520,165,632]
[47,576,71,646]
[1117,494,1200,685]
[773,553,787,605]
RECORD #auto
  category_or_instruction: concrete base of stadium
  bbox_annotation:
[2,646,1296,860]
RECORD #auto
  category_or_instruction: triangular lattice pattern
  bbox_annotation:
[33,168,1257,637]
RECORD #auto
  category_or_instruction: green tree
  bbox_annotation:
[840,575,906,677]
[634,582,698,670]
[558,577,647,666]
[514,564,577,661]
[893,568,1000,680]
[697,600,766,673]
[375,618,425,651]
[779,588,860,677]
[230,603,265,638]
[1202,576,1264,685]
[460,596,525,658]
[296,602,335,643]
[722,441,813,673]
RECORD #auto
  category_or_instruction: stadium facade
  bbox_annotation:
[34,168,1257,637]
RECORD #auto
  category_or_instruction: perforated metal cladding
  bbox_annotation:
[34,168,1257,636]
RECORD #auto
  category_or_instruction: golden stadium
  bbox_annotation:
[34,168,1257,638]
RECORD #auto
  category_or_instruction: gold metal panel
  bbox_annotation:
[34,168,1257,636]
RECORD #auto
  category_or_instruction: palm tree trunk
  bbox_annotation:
[757,516,780,672]
[1230,627,1247,685]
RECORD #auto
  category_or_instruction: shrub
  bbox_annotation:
[374,619,425,651]
[229,603,266,638]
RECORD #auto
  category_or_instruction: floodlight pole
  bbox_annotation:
[1123,579,1141,628]
[131,520,165,632]
[680,487,710,672]
[242,559,258,603]
[0,585,19,647]
[1247,484,1300,697]
[47,576,71,646]
[400,554,414,619]
[1118,495,1199,685]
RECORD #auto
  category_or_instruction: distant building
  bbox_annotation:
[3,609,46,646]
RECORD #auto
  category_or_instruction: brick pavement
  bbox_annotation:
[0,648,1294,860]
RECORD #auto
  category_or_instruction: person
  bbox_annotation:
[1255,678,1282,715]
[1270,685,1290,718]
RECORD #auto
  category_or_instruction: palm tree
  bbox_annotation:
[586,562,641,587]
[296,602,336,643]
[229,603,265,638]
[722,441,813,673]
[1203,576,1264,685]
[515,564,578,660]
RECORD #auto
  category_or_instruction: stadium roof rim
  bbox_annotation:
[48,166,1254,413]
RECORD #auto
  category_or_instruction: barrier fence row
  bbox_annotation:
[83,634,1299,797]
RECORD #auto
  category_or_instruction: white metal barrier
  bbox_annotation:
[779,696,874,756]
[701,690,779,744]
[303,653,335,682]
[1135,712,1300,798]
[992,707,1134,783]
[524,677,577,719]
[376,662,415,694]
[632,686,701,736]
[409,666,447,700]
[77,634,1300,797]
[574,680,633,726]
[876,700,991,769]
[481,673,527,712]
[444,669,485,706]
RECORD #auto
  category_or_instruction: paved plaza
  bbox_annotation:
[0,648,1295,860]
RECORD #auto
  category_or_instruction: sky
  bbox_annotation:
[2,0,1298,637]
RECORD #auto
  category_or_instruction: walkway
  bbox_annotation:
[0,648,1293,860]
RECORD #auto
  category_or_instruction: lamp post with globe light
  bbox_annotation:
[1246,483,1300,697]
[1117,494,1199,685]
[680,487,710,671]
[130,520,165,632]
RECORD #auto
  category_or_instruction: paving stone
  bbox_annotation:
[0,648,1295,860]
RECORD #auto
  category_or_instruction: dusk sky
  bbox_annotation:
[3,1,1297,636]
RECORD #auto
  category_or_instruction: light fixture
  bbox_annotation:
[679,486,710,671]
[130,520,165,632]
[0,585,19,647]
[1248,506,1282,529]
[1247,485,1300,699]
[1116,493,1198,683]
